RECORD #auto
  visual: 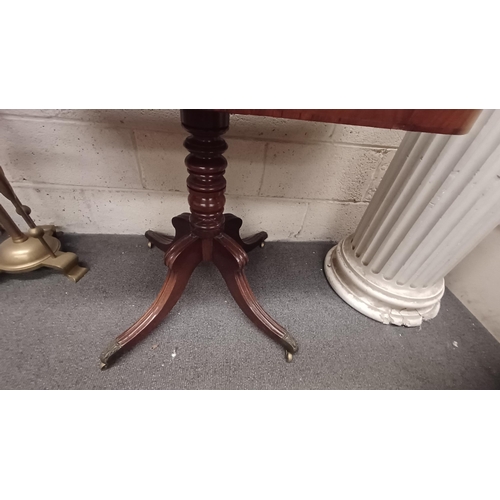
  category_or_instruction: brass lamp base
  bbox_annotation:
[0,225,88,283]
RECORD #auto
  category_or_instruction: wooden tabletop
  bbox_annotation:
[220,110,480,135]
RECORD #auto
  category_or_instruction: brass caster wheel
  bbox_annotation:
[260,241,265,248]
[285,351,293,363]
[147,241,153,249]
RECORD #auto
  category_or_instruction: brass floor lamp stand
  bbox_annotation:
[0,166,88,282]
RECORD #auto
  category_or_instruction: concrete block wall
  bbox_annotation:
[0,110,404,241]
[446,226,500,343]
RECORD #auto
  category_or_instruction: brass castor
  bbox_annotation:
[260,241,265,248]
[285,350,293,363]
[147,241,154,249]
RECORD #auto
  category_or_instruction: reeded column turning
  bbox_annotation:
[324,109,500,326]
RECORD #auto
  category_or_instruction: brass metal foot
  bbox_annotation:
[260,241,265,248]
[0,225,88,282]
[43,252,88,283]
[286,351,293,363]
[100,340,122,370]
[148,241,153,249]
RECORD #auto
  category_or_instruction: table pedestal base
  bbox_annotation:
[100,109,298,369]
[100,213,298,369]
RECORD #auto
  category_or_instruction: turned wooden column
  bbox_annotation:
[182,109,229,239]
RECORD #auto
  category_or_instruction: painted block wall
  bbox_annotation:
[447,226,500,343]
[0,110,403,241]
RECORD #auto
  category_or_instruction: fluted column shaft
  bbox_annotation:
[324,110,500,326]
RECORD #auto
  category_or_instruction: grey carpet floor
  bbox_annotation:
[1,234,499,390]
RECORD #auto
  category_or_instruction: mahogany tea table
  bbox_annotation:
[100,109,479,369]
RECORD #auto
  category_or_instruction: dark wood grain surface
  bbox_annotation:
[220,110,480,135]
[100,110,298,368]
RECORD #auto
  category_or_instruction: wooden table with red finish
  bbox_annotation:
[99,109,480,368]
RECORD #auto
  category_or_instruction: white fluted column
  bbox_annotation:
[324,109,500,326]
